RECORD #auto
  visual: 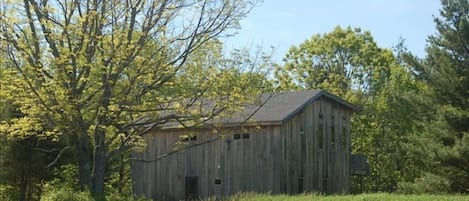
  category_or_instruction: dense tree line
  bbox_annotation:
[0,0,468,200]
[274,0,469,194]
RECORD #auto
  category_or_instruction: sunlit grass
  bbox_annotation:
[206,193,469,201]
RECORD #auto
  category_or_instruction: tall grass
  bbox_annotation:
[206,193,469,201]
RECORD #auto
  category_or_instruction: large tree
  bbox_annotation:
[275,26,393,98]
[0,0,265,199]
[406,0,469,193]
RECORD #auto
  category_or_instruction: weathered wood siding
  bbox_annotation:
[131,96,354,200]
[132,125,283,200]
[281,97,352,194]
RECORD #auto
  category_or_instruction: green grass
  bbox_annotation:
[208,193,469,201]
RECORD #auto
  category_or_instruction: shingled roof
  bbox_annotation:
[221,90,360,125]
[150,90,359,129]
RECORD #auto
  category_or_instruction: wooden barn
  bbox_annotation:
[131,90,359,200]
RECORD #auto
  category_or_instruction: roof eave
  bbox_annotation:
[156,120,283,130]
[281,90,361,123]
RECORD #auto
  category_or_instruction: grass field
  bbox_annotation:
[208,193,469,201]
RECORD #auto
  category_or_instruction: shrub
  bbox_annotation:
[397,172,450,194]
[40,184,92,201]
[0,184,15,200]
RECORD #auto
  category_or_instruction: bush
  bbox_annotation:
[0,184,15,201]
[40,184,149,201]
[40,184,93,201]
[106,193,150,201]
[397,172,450,194]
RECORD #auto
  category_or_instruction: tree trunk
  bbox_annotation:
[73,111,94,192]
[76,132,92,191]
[18,174,28,201]
[92,129,106,201]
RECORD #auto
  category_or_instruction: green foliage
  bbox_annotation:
[0,137,56,201]
[40,185,93,201]
[208,193,469,201]
[274,26,426,192]
[40,184,149,201]
[403,0,469,193]
[0,184,15,201]
[275,26,393,97]
[40,164,149,201]
[397,173,451,194]
[0,0,266,199]
[0,74,69,201]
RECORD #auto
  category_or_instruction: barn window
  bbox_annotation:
[283,138,287,159]
[242,133,250,139]
[330,126,335,149]
[233,134,241,140]
[341,126,347,150]
[318,123,324,149]
[331,115,336,149]
[214,179,221,185]
[181,135,197,142]
[300,131,306,177]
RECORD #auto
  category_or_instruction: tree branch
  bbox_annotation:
[47,146,71,168]
[131,93,273,163]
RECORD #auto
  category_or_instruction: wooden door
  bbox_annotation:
[185,176,198,200]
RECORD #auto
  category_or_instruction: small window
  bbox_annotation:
[181,135,197,142]
[300,125,304,135]
[214,179,221,185]
[233,134,241,140]
[283,138,287,159]
[331,126,335,149]
[242,133,250,139]
[341,127,347,149]
[318,123,324,149]
[319,113,323,119]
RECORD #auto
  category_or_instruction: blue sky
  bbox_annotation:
[223,0,442,62]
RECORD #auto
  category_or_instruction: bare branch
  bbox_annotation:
[131,93,274,163]
[47,146,71,168]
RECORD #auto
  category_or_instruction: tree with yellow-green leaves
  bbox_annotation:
[0,0,268,200]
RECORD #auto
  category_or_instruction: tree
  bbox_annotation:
[274,26,392,98]
[274,27,426,192]
[1,62,69,201]
[0,0,265,199]
[405,0,469,193]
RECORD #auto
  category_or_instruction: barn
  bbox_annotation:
[131,90,360,200]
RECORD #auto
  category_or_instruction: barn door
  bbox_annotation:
[185,176,198,200]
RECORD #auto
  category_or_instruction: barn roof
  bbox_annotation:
[148,90,359,130]
[219,90,360,126]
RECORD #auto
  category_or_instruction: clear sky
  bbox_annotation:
[223,0,442,62]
